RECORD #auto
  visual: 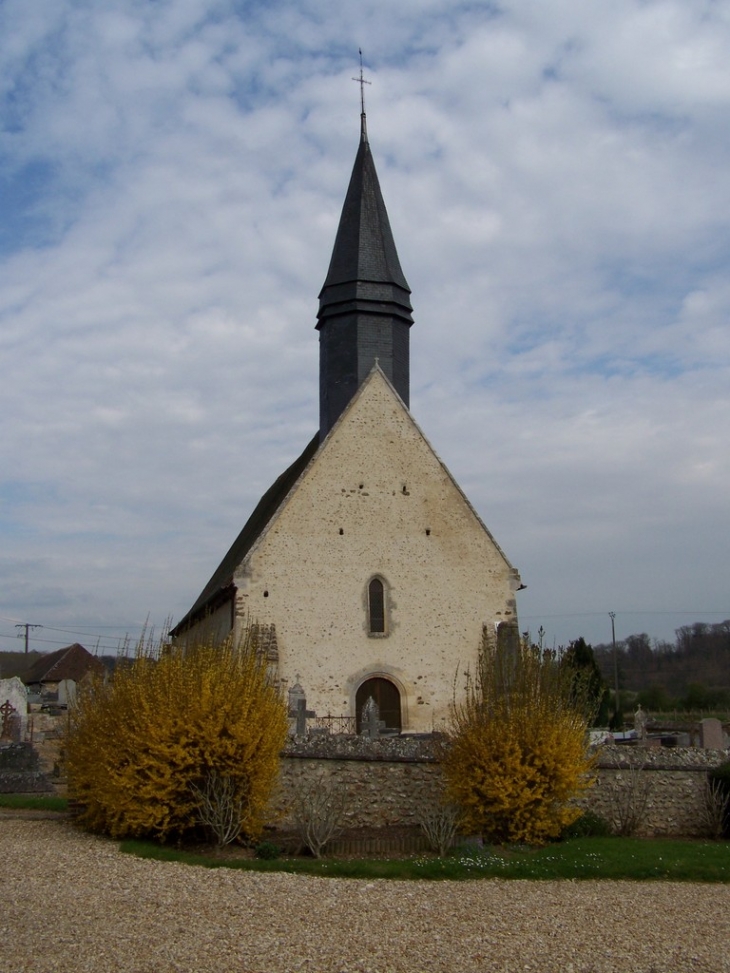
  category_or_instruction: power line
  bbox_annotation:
[0,614,150,632]
[37,622,146,631]
[14,623,42,654]
[519,610,729,619]
[28,626,133,648]
[0,631,126,652]
[0,618,155,651]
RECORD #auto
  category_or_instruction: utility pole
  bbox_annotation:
[15,623,42,654]
[609,611,620,729]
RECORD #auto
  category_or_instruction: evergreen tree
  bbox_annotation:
[561,637,610,726]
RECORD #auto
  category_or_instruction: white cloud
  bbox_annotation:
[1,0,729,654]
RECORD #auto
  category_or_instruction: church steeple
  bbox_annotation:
[317,115,413,439]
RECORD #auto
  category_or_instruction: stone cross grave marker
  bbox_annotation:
[0,700,19,742]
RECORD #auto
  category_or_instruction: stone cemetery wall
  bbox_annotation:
[582,745,727,837]
[274,735,442,831]
[274,738,729,838]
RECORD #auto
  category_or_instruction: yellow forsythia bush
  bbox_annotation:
[442,631,596,845]
[65,628,288,842]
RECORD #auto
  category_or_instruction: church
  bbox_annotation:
[171,109,522,734]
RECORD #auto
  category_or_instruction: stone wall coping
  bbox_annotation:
[281,737,729,768]
[282,751,440,764]
[282,733,442,762]
[595,744,728,770]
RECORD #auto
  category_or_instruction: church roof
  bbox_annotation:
[171,433,320,636]
[317,123,413,328]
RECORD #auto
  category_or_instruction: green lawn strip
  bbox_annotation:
[0,794,68,812]
[119,836,730,882]
[467,838,730,882]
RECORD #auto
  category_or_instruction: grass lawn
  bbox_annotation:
[0,794,68,812]
[119,836,730,882]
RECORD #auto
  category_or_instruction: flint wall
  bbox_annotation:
[274,738,728,837]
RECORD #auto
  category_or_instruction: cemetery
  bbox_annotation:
[3,664,729,856]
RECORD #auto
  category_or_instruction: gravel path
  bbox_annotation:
[2,815,729,973]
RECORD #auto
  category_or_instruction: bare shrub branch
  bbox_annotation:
[607,761,654,836]
[189,772,245,848]
[697,776,730,839]
[293,779,348,858]
[417,802,461,857]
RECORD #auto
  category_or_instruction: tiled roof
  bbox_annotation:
[23,643,103,685]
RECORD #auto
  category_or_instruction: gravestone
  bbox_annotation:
[296,698,308,737]
[0,701,20,742]
[362,697,384,740]
[0,742,38,771]
[288,680,315,737]
[0,742,52,794]
[0,678,27,740]
[634,705,648,745]
[699,718,724,750]
[288,680,306,716]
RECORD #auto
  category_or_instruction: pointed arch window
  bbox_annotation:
[368,577,386,634]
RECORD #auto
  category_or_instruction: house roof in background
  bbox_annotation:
[23,643,103,685]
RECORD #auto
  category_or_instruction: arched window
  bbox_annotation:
[356,677,401,733]
[368,578,385,634]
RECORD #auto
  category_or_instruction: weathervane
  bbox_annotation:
[352,48,371,137]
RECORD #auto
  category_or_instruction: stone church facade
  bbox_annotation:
[171,112,521,733]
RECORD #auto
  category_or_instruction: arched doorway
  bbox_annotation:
[356,677,402,733]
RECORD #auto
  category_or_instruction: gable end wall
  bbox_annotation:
[233,370,518,731]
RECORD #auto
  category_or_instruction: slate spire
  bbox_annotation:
[317,112,413,439]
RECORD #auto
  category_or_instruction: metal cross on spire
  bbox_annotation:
[352,48,371,139]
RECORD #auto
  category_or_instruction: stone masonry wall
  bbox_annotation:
[272,738,729,838]
[274,735,443,831]
[580,745,727,837]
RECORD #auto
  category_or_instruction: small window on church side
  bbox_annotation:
[368,578,385,634]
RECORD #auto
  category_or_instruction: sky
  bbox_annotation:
[1,0,729,658]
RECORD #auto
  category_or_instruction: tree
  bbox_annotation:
[593,620,730,704]
[682,682,730,712]
[561,637,610,726]
[637,684,676,713]
[64,626,287,843]
[441,630,596,845]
